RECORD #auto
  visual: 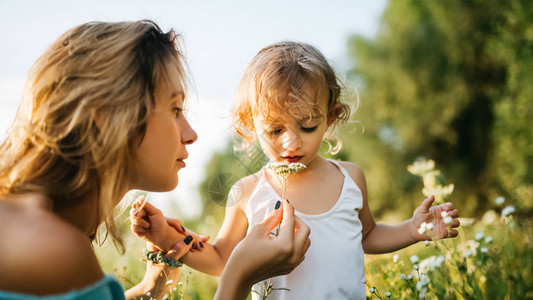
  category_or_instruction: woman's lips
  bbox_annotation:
[176,159,186,168]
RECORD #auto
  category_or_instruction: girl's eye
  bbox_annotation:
[301,126,318,133]
[268,128,283,136]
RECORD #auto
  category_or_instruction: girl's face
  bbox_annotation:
[253,91,330,168]
[130,66,197,191]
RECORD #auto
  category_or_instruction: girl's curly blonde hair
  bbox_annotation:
[0,20,187,251]
[232,41,351,153]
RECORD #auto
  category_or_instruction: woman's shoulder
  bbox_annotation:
[0,195,104,295]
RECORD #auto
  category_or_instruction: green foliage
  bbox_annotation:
[364,161,533,299]
[344,0,533,218]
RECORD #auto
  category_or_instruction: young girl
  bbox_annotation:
[131,41,460,299]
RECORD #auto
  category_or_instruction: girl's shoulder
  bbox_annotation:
[336,160,367,191]
[229,172,263,210]
[0,194,103,295]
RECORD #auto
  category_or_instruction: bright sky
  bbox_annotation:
[0,0,386,218]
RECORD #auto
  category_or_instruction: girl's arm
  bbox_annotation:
[179,201,249,275]
[339,162,460,254]
[130,178,255,276]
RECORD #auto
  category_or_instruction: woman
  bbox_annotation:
[0,20,310,299]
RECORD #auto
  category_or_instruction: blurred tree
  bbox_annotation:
[345,0,532,217]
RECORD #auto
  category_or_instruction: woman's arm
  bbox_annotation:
[124,241,190,300]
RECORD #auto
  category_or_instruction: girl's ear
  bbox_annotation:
[327,103,343,127]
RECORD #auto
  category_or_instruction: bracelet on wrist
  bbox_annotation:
[143,249,183,268]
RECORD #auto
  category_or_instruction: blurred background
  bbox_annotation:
[1,0,531,298]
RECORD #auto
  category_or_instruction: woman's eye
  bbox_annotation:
[301,126,318,133]
[173,107,182,118]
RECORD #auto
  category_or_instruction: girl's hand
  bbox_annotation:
[410,195,460,241]
[130,201,187,252]
[215,200,311,299]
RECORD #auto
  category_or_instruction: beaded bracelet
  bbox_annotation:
[143,249,183,268]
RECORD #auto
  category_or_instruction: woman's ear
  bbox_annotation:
[93,110,107,131]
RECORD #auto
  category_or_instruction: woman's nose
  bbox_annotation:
[181,118,198,145]
[281,128,302,150]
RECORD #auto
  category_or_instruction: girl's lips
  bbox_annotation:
[282,156,303,163]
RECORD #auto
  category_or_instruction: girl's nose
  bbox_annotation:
[281,128,302,150]
[181,118,198,145]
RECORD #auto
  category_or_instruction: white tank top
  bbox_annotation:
[245,159,366,300]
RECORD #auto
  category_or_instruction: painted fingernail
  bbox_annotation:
[286,199,290,204]
[199,242,204,248]
[274,200,281,210]
[181,225,185,232]
[192,244,197,250]
[184,235,193,245]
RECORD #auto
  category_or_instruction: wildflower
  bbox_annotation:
[444,216,453,224]
[418,225,426,235]
[369,287,375,293]
[413,264,419,270]
[393,254,399,263]
[441,211,449,218]
[165,280,173,286]
[385,291,391,297]
[407,159,435,175]
[400,274,406,280]
[495,196,505,205]
[434,256,445,268]
[420,291,426,298]
[485,236,493,243]
[410,255,419,263]
[464,250,473,258]
[425,240,429,246]
[416,275,428,291]
[426,222,434,230]
[502,205,515,216]
[162,295,169,300]
[474,231,484,241]
[178,281,183,286]
[407,274,413,280]
[481,247,488,253]
[146,292,151,297]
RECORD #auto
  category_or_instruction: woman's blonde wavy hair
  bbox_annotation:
[232,41,351,154]
[0,20,187,251]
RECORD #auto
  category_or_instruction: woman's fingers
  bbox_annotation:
[166,217,185,234]
[255,200,283,235]
[166,235,194,261]
[293,215,311,252]
[278,200,296,243]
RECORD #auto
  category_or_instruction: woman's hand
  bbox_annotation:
[215,199,311,300]
[410,195,460,241]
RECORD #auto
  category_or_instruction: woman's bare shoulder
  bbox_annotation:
[0,196,104,295]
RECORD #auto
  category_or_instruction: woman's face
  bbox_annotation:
[130,66,197,191]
